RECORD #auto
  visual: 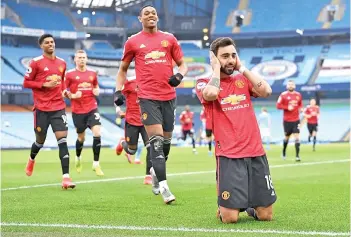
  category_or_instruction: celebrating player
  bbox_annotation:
[304,98,320,151]
[196,37,276,223]
[179,105,197,154]
[23,34,75,189]
[114,5,188,204]
[276,80,303,161]
[115,78,152,185]
[65,50,103,176]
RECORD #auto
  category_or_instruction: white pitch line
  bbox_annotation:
[1,159,349,191]
[1,222,349,236]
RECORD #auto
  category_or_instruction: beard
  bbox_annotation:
[288,88,295,92]
[220,66,234,75]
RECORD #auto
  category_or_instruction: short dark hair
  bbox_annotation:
[139,5,155,16]
[210,37,236,56]
[38,34,54,45]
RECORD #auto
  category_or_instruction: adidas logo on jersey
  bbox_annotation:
[44,67,49,71]
[271,190,275,196]
[140,44,146,48]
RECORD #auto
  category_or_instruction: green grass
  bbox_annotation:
[1,143,350,236]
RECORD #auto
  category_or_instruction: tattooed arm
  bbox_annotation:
[241,67,272,98]
[203,52,221,101]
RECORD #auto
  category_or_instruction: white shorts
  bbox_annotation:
[260,127,271,137]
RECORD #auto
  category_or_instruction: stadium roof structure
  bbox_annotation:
[71,0,148,9]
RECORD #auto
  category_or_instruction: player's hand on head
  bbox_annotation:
[234,54,242,71]
[168,73,184,87]
[114,90,125,106]
[209,51,220,70]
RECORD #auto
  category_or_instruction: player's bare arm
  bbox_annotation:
[175,58,188,78]
[93,85,100,96]
[114,61,130,106]
[236,55,271,98]
[116,61,130,91]
[203,51,220,101]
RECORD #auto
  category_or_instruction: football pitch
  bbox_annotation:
[1,143,350,237]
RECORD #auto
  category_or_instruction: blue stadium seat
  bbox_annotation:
[213,0,350,34]
[1,18,19,27]
[3,0,75,31]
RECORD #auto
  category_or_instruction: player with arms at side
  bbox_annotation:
[114,5,188,204]
[65,50,104,176]
[200,106,213,156]
[276,80,303,161]
[115,78,152,185]
[303,98,320,151]
[23,34,75,189]
[196,37,276,223]
[179,105,197,154]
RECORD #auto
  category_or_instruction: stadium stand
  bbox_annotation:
[1,111,123,149]
[315,44,350,84]
[3,0,75,31]
[213,0,350,34]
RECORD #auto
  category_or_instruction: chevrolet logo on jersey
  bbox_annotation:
[78,82,92,88]
[145,51,166,60]
[46,74,62,83]
[221,94,246,105]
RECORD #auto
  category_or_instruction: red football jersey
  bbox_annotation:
[23,55,66,111]
[122,31,184,101]
[179,111,194,131]
[276,91,303,122]
[200,108,212,130]
[65,68,98,114]
[122,79,143,126]
[304,105,320,124]
[196,75,264,159]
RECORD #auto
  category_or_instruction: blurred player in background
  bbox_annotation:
[304,98,320,151]
[115,5,188,204]
[258,107,271,150]
[200,106,213,156]
[65,50,103,176]
[196,37,276,223]
[23,34,75,189]
[276,80,303,161]
[115,78,152,185]
[179,105,197,154]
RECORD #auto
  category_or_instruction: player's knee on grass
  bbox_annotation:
[219,207,239,223]
[255,206,273,221]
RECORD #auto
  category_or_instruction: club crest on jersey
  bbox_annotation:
[222,191,230,200]
[235,79,245,88]
[89,76,94,81]
[221,94,246,105]
[145,51,166,60]
[36,127,42,132]
[58,66,64,73]
[142,113,148,120]
[161,40,169,47]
